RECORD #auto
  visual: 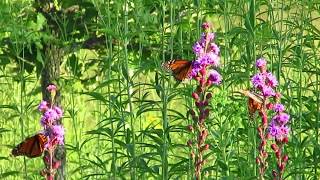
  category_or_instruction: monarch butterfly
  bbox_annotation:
[162,59,193,81]
[239,90,264,118]
[12,133,47,158]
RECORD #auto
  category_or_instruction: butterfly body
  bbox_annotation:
[162,59,192,81]
[12,133,47,158]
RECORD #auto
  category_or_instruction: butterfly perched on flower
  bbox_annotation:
[239,90,264,119]
[12,133,47,158]
[162,59,193,81]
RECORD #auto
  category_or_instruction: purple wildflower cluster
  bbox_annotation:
[250,58,290,179]
[187,22,222,179]
[39,84,64,180]
[190,23,221,83]
[269,103,290,142]
[251,59,278,97]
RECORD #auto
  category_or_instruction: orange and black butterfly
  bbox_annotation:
[239,90,264,119]
[12,133,47,158]
[162,59,193,81]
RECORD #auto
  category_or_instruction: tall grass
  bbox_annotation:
[0,0,319,179]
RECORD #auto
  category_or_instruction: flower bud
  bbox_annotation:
[274,92,281,100]
[200,68,206,76]
[192,92,199,100]
[261,140,267,147]
[272,170,277,177]
[256,157,260,165]
[263,151,268,158]
[187,125,194,132]
[203,101,209,106]
[187,139,193,147]
[202,130,208,138]
[282,155,289,162]
[275,151,281,159]
[43,155,50,164]
[204,144,210,150]
[53,160,61,169]
[266,133,272,139]
[202,22,210,30]
[266,103,273,110]
[282,137,289,144]
[201,144,210,152]
[262,115,268,127]
[195,101,202,107]
[278,163,284,171]
[271,144,278,151]
[206,93,212,100]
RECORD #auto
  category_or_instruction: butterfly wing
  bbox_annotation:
[12,134,47,158]
[162,59,192,81]
[239,90,264,118]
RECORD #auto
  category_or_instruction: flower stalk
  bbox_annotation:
[250,58,290,179]
[38,84,64,179]
[187,22,222,180]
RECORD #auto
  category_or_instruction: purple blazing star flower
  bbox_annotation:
[40,116,49,126]
[199,32,215,46]
[47,85,57,93]
[207,32,215,42]
[273,103,285,113]
[210,43,220,55]
[51,125,64,145]
[279,126,290,136]
[190,60,202,78]
[274,113,290,124]
[208,70,222,85]
[193,42,204,56]
[265,72,278,88]
[207,52,220,67]
[269,123,279,137]
[251,73,265,88]
[44,109,59,122]
[202,22,210,30]
[38,101,48,112]
[262,86,275,97]
[53,106,63,119]
[256,58,267,68]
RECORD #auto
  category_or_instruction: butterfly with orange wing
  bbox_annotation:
[12,133,47,158]
[162,59,193,81]
[239,90,265,119]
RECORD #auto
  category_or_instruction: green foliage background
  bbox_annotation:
[0,0,319,179]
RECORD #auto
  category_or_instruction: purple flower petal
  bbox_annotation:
[251,73,265,88]
[208,70,222,85]
[38,101,48,112]
[256,58,267,68]
[192,42,204,56]
[262,86,275,97]
[266,72,278,87]
[273,103,285,113]
[47,85,57,93]
[210,43,220,55]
